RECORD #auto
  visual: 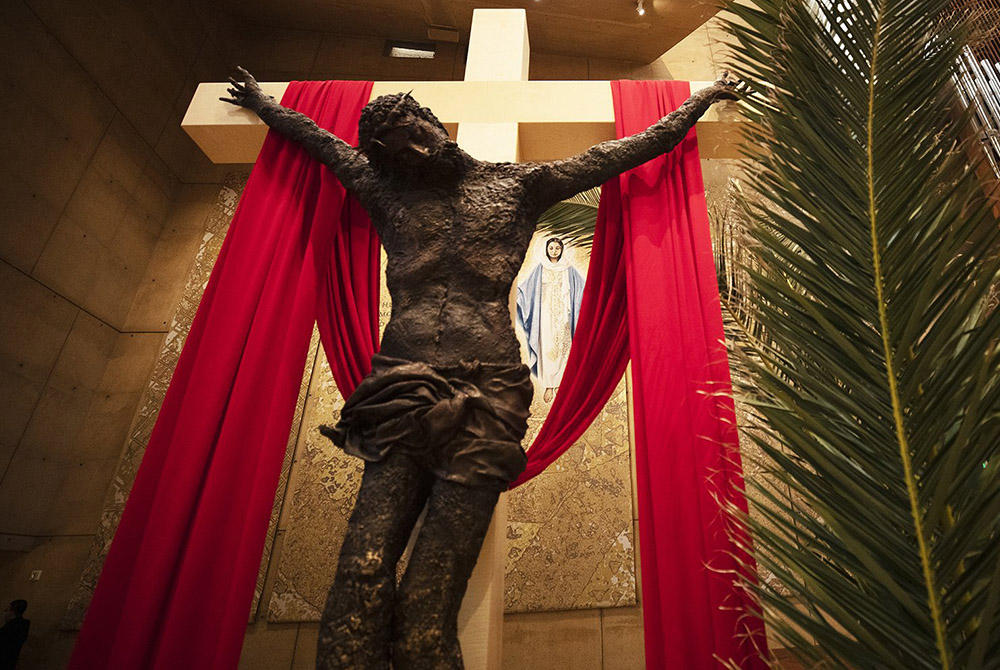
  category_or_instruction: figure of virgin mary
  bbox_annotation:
[516,237,585,402]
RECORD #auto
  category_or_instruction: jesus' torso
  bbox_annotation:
[360,160,548,368]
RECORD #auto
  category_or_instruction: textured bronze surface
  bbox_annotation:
[231,71,737,668]
[268,328,635,623]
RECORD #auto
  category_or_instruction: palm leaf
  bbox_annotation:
[720,0,1000,668]
[712,179,775,345]
[536,186,601,248]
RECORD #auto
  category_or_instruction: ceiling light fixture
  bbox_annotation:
[636,0,645,16]
[386,40,437,59]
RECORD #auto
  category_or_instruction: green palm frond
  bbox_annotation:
[721,0,1000,668]
[536,186,601,248]
[712,179,774,345]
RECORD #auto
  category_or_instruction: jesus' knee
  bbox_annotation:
[332,548,396,603]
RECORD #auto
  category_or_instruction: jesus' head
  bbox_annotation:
[358,92,463,177]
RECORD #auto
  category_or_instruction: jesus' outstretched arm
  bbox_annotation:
[529,77,741,207]
[221,67,375,194]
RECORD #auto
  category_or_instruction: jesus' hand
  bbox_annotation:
[706,72,746,102]
[220,66,274,112]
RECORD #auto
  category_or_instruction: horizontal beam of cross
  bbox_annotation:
[182,80,742,164]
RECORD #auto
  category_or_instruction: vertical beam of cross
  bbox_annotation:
[452,12,528,670]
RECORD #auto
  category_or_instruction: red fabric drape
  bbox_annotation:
[617,80,766,670]
[516,80,766,669]
[69,81,378,670]
[510,171,632,484]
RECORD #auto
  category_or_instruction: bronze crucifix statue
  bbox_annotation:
[223,67,737,670]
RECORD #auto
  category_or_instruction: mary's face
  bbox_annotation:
[546,240,563,260]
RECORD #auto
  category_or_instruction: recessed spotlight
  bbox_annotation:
[385,40,436,59]
[637,0,645,16]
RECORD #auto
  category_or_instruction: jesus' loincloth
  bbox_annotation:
[320,354,533,490]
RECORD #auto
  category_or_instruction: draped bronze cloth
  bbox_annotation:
[322,354,533,489]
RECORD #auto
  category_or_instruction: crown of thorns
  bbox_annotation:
[358,92,447,152]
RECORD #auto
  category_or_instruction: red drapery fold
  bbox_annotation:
[617,80,765,670]
[516,80,766,669]
[510,176,632,484]
[69,80,378,670]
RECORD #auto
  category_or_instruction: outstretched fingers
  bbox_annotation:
[220,84,245,106]
[236,66,261,91]
[710,71,745,101]
[219,67,265,108]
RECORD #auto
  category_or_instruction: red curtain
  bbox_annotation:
[69,81,378,670]
[515,80,767,669]
[510,175,632,484]
[618,80,765,670]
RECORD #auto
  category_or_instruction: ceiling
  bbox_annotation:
[215,0,720,64]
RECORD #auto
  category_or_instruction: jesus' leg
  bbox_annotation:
[316,450,433,670]
[390,478,502,670]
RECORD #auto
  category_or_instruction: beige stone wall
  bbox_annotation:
[0,0,241,666]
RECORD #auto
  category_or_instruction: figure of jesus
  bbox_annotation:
[223,67,737,670]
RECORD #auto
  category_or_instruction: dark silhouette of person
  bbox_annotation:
[223,67,738,669]
[0,600,29,670]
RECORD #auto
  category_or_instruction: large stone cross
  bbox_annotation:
[182,10,736,165]
[181,9,733,669]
